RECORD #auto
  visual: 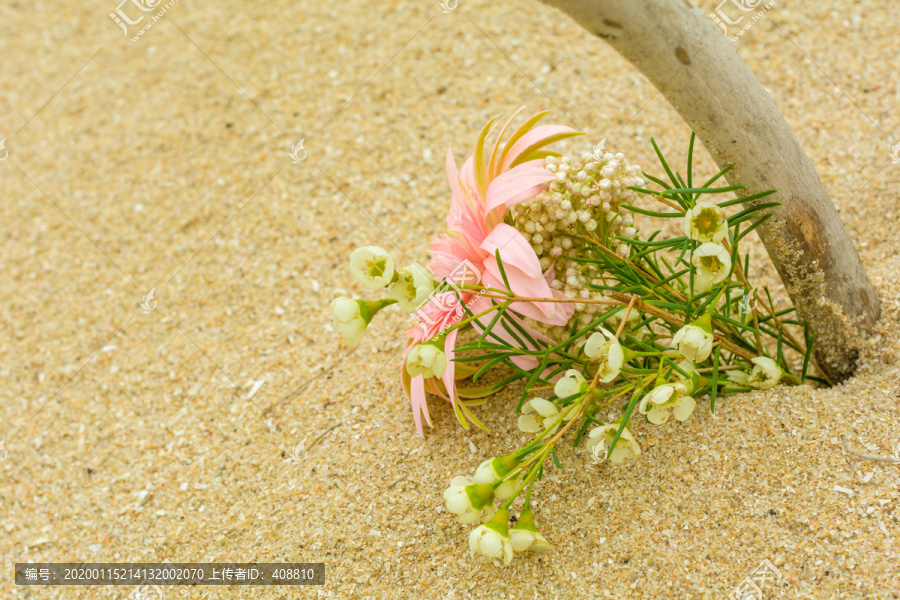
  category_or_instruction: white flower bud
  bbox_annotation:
[509,510,550,555]
[473,456,519,500]
[406,342,447,379]
[554,369,586,399]
[469,510,513,565]
[443,476,492,524]
[330,297,367,345]
[390,263,434,312]
[672,320,714,363]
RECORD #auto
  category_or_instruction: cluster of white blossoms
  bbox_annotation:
[466,506,550,566]
[508,148,644,320]
[514,308,784,475]
[443,454,553,565]
[332,246,453,383]
[516,367,643,465]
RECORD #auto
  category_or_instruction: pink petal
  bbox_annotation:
[480,268,552,319]
[484,161,555,212]
[445,146,466,224]
[458,154,477,199]
[480,224,543,279]
[410,375,430,437]
[402,338,432,437]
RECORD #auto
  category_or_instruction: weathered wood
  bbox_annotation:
[540,0,880,382]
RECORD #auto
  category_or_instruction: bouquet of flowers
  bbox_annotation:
[330,108,814,565]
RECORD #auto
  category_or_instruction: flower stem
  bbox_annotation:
[502,450,546,510]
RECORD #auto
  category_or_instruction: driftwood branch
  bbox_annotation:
[540,0,880,382]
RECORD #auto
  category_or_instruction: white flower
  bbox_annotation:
[584,328,624,383]
[684,201,727,243]
[469,509,514,565]
[509,511,550,555]
[349,245,395,289]
[330,298,367,344]
[638,382,696,424]
[554,369,586,400]
[390,263,434,311]
[672,359,699,393]
[473,456,520,501]
[510,528,550,555]
[443,476,492,524]
[518,398,560,434]
[405,342,447,379]
[691,242,732,293]
[585,423,641,464]
[672,322,714,363]
[747,356,783,390]
[330,298,395,345]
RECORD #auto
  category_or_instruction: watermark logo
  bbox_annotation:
[889,140,900,164]
[411,260,482,334]
[740,289,757,314]
[0,439,7,462]
[289,138,307,164]
[130,584,165,600]
[288,439,308,464]
[110,0,180,41]
[730,559,790,599]
[0,138,7,162]
[110,0,161,34]
[139,288,158,314]
[439,0,458,13]
[708,0,777,41]
[593,138,606,159]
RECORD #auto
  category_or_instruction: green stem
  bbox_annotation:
[502,449,547,510]
[442,299,513,335]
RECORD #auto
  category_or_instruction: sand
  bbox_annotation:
[1,0,898,598]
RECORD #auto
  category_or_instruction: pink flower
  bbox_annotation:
[429,108,581,326]
[402,109,583,436]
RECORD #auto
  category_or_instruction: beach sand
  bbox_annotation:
[1,0,898,598]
